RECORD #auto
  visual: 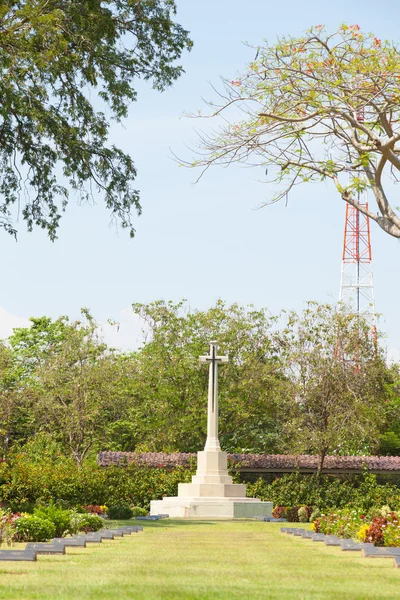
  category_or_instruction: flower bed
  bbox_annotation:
[313,507,400,546]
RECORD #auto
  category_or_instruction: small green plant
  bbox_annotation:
[78,514,104,532]
[309,508,320,523]
[14,516,56,542]
[0,510,15,547]
[107,505,133,520]
[34,502,71,537]
[131,506,147,517]
[298,506,308,523]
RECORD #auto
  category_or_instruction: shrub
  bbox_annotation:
[365,513,400,547]
[285,507,300,523]
[298,506,308,523]
[246,472,400,512]
[107,505,133,520]
[83,505,107,515]
[14,516,55,542]
[313,508,365,538]
[131,506,147,517]
[77,514,104,533]
[310,508,320,523]
[383,517,400,547]
[68,511,88,535]
[33,502,71,537]
[0,510,15,547]
[272,506,286,519]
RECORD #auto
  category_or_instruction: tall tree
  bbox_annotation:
[279,303,389,472]
[129,299,287,453]
[0,1,192,238]
[187,25,400,238]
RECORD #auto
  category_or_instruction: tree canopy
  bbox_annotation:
[0,300,398,464]
[0,1,192,239]
[188,25,400,238]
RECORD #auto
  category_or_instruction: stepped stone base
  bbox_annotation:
[150,497,273,519]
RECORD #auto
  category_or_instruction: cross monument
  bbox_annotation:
[149,340,273,518]
[199,341,228,451]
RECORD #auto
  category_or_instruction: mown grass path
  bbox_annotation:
[0,520,399,599]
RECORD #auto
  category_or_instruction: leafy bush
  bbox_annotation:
[364,513,400,547]
[14,516,55,542]
[246,472,400,512]
[83,505,107,515]
[131,506,147,517]
[285,506,300,522]
[78,513,104,533]
[107,505,133,520]
[33,502,71,537]
[0,509,15,547]
[68,511,89,535]
[0,454,194,512]
[271,506,286,519]
[298,506,308,523]
[313,508,366,538]
[309,508,320,523]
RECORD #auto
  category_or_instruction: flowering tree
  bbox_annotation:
[189,25,400,238]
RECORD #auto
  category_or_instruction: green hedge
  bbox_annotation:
[245,472,400,511]
[2,455,400,513]
[0,456,194,512]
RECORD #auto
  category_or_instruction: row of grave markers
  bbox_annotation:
[0,526,143,562]
[281,527,400,569]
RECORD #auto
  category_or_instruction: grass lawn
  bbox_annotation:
[0,520,399,599]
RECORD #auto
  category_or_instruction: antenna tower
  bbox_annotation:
[339,198,376,324]
[339,104,376,324]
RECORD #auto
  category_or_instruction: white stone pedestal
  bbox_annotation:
[150,449,272,519]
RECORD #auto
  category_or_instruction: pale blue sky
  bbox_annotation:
[1,0,399,359]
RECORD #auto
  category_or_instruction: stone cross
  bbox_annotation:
[199,341,228,451]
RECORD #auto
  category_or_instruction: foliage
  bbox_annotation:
[106,505,133,520]
[0,301,397,461]
[189,25,400,238]
[309,508,320,523]
[131,506,148,517]
[271,506,287,519]
[8,313,133,465]
[0,0,192,239]
[0,508,15,547]
[83,505,108,516]
[298,506,309,522]
[128,299,288,453]
[315,508,400,547]
[278,303,388,469]
[246,472,400,511]
[77,513,104,533]
[14,515,55,542]
[33,502,71,537]
[313,508,366,539]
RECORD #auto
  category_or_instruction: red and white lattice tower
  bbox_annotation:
[339,198,376,324]
[339,104,376,324]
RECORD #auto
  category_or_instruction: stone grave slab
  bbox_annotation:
[0,548,37,561]
[292,529,306,536]
[363,547,400,558]
[311,534,326,542]
[54,537,87,547]
[340,541,374,552]
[393,556,400,568]
[301,531,314,539]
[324,536,341,546]
[83,533,103,543]
[26,542,65,555]
[97,530,116,539]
